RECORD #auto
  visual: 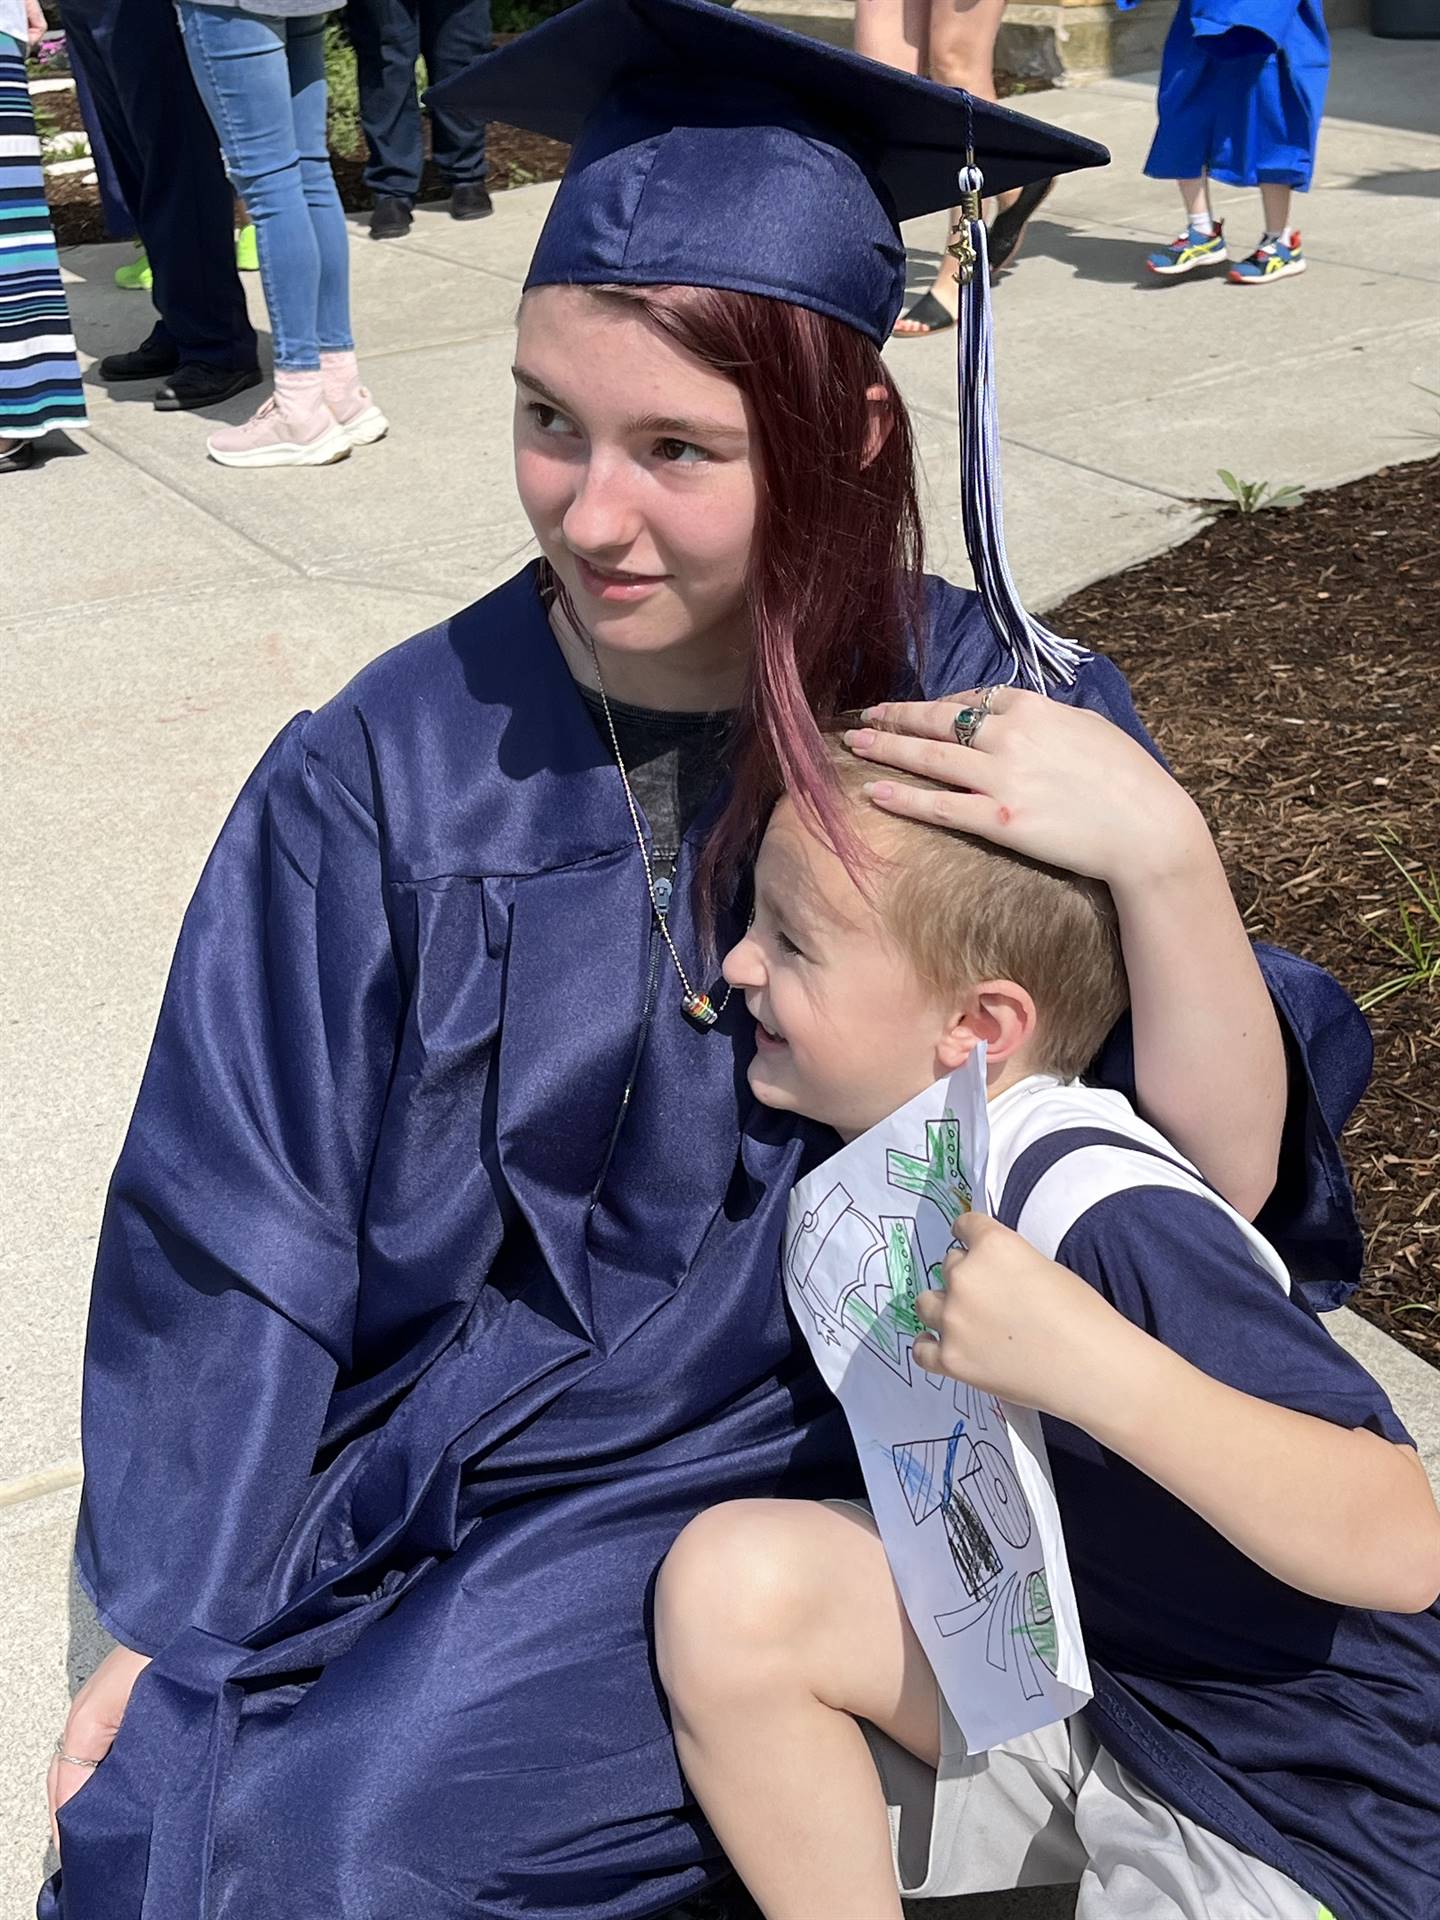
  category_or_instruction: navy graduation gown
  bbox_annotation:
[45,564,1369,1920]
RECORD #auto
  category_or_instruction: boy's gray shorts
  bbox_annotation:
[865,1709,1330,1917]
[830,1486,1327,1917]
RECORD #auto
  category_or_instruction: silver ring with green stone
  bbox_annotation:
[952,686,996,749]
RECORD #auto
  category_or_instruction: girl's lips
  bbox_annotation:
[754,1022,787,1052]
[574,556,669,602]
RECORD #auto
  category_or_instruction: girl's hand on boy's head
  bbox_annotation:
[913,1211,1139,1429]
[847,689,1208,893]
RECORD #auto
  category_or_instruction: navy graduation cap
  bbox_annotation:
[431,0,1109,687]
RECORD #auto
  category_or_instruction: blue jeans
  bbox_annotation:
[176,5,353,370]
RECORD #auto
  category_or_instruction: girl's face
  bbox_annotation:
[513,287,759,703]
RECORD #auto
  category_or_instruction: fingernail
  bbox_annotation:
[863,781,894,801]
[843,728,876,748]
[860,705,882,722]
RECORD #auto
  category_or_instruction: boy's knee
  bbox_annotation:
[655,1500,815,1703]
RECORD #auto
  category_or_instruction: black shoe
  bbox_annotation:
[99,338,181,383]
[987,176,1056,276]
[153,363,263,413]
[0,439,37,474]
[449,182,493,221]
[369,195,413,240]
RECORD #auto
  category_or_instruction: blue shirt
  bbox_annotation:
[1017,1155,1438,1920]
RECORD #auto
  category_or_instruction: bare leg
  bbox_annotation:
[853,0,928,74]
[1178,176,1210,224]
[655,1500,942,1920]
[1259,182,1293,235]
[890,0,1012,328]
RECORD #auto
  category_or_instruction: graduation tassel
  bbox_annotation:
[949,159,1089,693]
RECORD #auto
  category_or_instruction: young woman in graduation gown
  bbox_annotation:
[41,2,1371,1915]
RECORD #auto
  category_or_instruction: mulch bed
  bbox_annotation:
[1049,457,1440,1368]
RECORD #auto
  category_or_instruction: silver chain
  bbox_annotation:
[544,567,734,1030]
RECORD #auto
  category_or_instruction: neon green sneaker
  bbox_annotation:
[235,225,259,273]
[114,244,152,292]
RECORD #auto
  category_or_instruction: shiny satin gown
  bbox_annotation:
[43,565,1370,1920]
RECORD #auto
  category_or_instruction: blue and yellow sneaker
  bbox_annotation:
[1145,219,1228,277]
[1229,230,1306,286]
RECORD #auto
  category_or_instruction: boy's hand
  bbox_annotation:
[912,1211,1132,1427]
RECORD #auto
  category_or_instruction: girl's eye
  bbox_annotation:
[776,929,806,959]
[657,438,708,465]
[527,402,574,436]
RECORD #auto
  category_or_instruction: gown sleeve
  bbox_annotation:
[922,579,1371,1312]
[75,715,404,1655]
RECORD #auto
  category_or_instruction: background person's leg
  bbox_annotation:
[288,13,388,446]
[56,0,175,358]
[64,25,134,240]
[77,0,255,370]
[347,0,424,210]
[420,0,491,192]
[176,5,348,462]
[176,2,321,370]
[852,0,926,75]
[286,13,353,356]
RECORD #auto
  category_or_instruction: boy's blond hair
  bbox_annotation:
[823,740,1129,1080]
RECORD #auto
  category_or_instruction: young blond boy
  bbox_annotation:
[655,738,1440,1920]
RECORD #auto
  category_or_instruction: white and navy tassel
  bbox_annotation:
[951,162,1089,693]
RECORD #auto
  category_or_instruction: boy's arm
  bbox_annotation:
[1071,1306,1440,1614]
[915,1207,1440,1616]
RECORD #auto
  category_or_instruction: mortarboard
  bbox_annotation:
[431,0,1106,687]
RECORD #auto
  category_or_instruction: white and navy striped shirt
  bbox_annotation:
[983,1076,1435,1920]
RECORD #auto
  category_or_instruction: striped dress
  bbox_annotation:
[1,31,87,441]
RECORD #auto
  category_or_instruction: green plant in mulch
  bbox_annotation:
[1357,837,1440,1012]
[325,22,362,155]
[1212,470,1306,515]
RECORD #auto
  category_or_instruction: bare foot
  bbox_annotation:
[892,282,961,337]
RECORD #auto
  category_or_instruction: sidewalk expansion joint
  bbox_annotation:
[0,1462,82,1511]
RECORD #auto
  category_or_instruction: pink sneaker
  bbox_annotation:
[320,350,389,448]
[206,371,351,469]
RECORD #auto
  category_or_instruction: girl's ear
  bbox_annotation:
[934,980,1038,1070]
[860,383,894,470]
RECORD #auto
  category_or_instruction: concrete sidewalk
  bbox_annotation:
[2,28,1437,1917]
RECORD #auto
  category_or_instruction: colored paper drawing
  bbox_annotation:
[784,1061,1091,1751]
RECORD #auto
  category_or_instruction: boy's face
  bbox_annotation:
[722,799,960,1140]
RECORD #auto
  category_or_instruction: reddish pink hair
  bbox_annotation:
[586,284,927,943]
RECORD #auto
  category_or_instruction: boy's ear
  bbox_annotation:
[934,980,1038,1070]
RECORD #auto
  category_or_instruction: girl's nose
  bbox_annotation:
[561,456,643,557]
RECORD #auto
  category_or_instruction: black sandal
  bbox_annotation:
[891,290,957,337]
[987,176,1056,275]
